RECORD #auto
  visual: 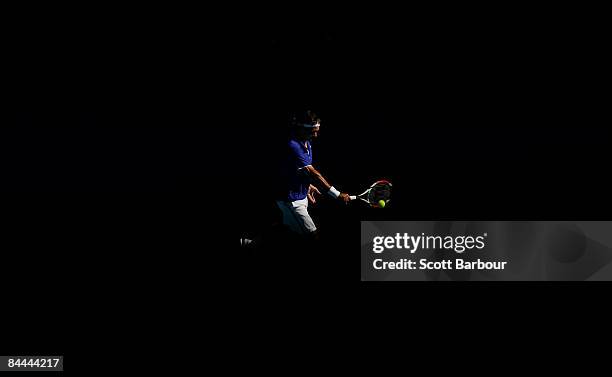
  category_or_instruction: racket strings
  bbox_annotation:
[368,183,392,203]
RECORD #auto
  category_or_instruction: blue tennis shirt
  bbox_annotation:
[282,138,313,201]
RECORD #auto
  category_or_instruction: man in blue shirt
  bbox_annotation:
[276,110,351,238]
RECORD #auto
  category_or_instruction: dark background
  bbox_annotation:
[233,15,610,279]
[1,5,610,368]
[4,9,610,273]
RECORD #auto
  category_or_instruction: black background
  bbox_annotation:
[2,4,610,370]
[233,11,610,280]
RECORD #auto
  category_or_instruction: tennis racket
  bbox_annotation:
[349,180,392,207]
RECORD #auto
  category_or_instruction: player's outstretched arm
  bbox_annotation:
[303,165,350,204]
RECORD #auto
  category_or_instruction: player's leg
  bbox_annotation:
[276,198,318,242]
[240,200,285,250]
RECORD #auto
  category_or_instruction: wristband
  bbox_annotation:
[327,186,341,199]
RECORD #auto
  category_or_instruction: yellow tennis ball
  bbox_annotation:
[378,199,386,208]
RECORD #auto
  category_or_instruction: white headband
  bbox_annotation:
[298,121,320,128]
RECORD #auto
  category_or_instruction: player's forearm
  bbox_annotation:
[307,166,349,202]
[309,167,332,191]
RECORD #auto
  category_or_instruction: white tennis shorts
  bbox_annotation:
[276,198,317,235]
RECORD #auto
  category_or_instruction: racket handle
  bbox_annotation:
[349,195,357,200]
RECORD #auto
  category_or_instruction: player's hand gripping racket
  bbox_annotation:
[349,180,392,208]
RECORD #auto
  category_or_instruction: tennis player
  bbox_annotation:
[275,110,351,239]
